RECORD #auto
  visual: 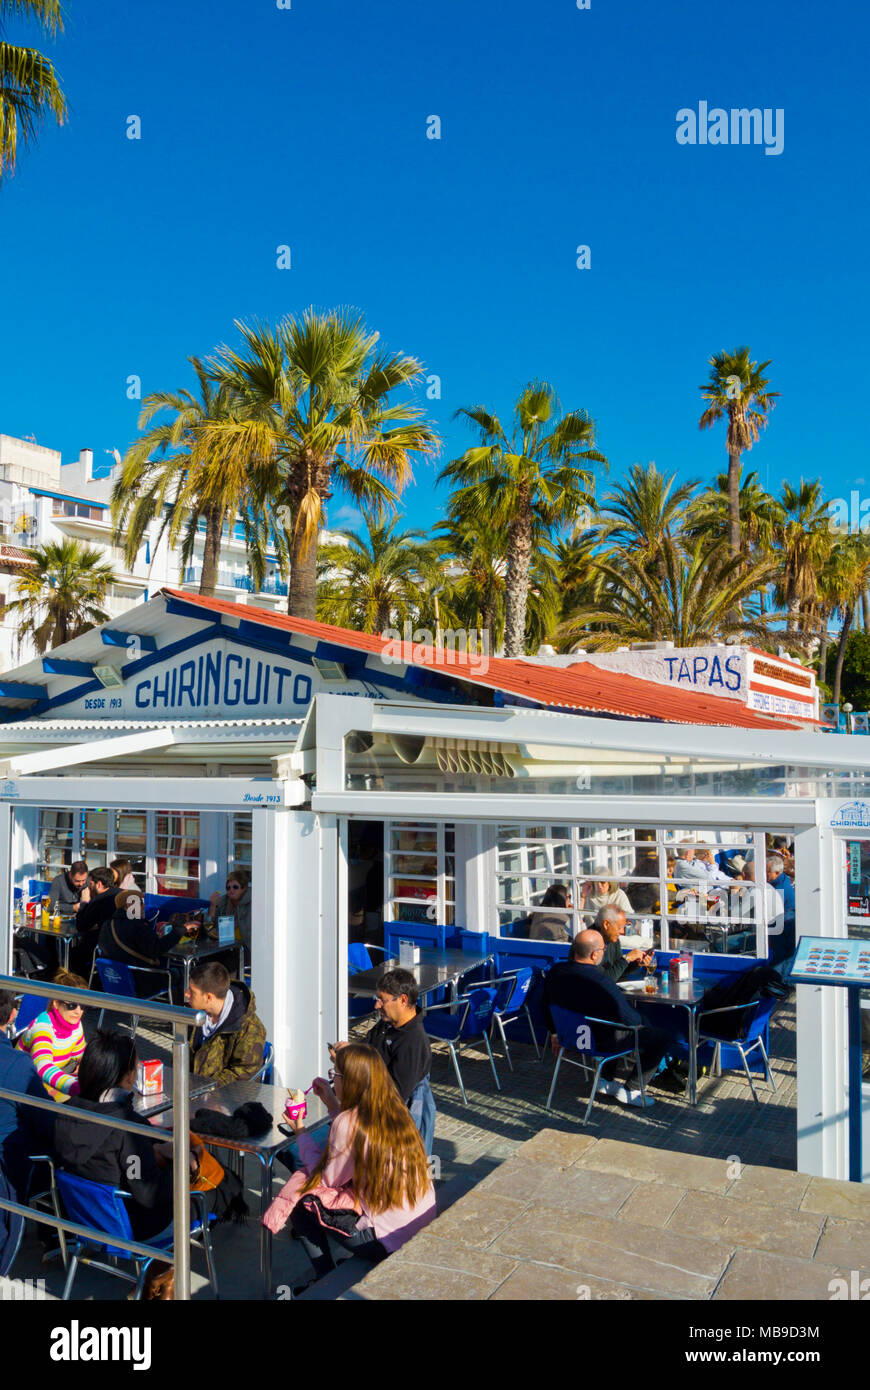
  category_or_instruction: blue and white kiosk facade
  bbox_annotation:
[0,588,866,1181]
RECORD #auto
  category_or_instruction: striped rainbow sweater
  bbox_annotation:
[19,1008,85,1096]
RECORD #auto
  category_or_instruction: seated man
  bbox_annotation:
[765,854,795,967]
[0,991,55,1200]
[185,961,266,1086]
[70,867,117,977]
[542,930,682,1107]
[364,968,435,1154]
[49,861,89,915]
[594,905,651,983]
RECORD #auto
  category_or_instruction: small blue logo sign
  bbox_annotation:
[831,800,870,829]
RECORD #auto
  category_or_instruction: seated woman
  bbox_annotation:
[17,969,88,1097]
[580,875,633,918]
[54,1030,246,1263]
[97,890,184,1002]
[527,884,573,942]
[263,1042,435,1291]
[109,858,137,892]
[209,868,252,957]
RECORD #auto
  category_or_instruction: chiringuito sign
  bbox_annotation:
[61,638,385,721]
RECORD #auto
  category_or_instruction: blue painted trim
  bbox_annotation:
[42,658,96,677]
[0,681,45,699]
[101,629,158,653]
[120,625,223,680]
[29,487,108,509]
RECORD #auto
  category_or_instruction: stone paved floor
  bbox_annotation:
[347,1130,870,1301]
[6,1002,805,1300]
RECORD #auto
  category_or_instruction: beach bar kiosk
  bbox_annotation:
[0,590,866,1180]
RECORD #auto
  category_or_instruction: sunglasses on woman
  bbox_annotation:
[226,882,242,892]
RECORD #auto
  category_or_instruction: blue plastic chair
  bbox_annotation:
[28,879,51,901]
[11,993,48,1039]
[55,1169,219,1300]
[348,942,386,1020]
[489,968,540,1068]
[423,987,501,1105]
[253,1041,273,1084]
[696,995,779,1106]
[385,921,447,959]
[95,954,172,1040]
[546,1003,647,1124]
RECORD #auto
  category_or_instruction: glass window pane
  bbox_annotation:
[156,811,200,897]
[38,809,75,881]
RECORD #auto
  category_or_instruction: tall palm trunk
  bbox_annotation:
[817,620,830,685]
[832,604,854,706]
[503,506,533,658]
[862,589,870,632]
[727,447,742,558]
[199,505,225,597]
[288,514,319,619]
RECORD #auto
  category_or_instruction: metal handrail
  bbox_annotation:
[0,971,206,1300]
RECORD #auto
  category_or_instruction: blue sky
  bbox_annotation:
[1,0,868,533]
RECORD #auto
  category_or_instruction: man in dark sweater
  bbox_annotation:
[365,968,435,1154]
[543,930,679,1107]
[594,905,652,983]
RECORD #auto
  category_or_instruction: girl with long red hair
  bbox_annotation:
[263,1042,435,1286]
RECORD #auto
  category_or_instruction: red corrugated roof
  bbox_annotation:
[161,589,813,731]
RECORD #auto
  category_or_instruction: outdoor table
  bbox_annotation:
[131,1066,218,1118]
[150,1077,330,1298]
[166,934,247,995]
[14,918,78,971]
[347,947,494,1001]
[618,976,710,1105]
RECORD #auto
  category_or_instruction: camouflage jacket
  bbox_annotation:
[191,983,266,1086]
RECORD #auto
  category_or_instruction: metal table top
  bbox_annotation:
[148,1079,331,1153]
[348,948,493,998]
[619,977,710,1007]
[166,935,240,961]
[132,1067,218,1118]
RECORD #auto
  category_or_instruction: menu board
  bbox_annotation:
[790,936,870,987]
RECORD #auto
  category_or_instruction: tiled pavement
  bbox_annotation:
[6,1001,810,1299]
[348,1131,870,1301]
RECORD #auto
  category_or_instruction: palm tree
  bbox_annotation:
[698,347,779,559]
[440,382,605,657]
[825,536,870,705]
[315,512,440,634]
[597,462,698,639]
[110,358,275,598]
[206,310,440,620]
[559,537,778,651]
[433,517,506,654]
[0,0,67,179]
[772,480,832,654]
[686,469,783,618]
[8,539,116,654]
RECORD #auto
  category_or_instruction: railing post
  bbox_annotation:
[172,1018,191,1300]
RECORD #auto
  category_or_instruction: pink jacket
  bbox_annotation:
[263,1109,436,1253]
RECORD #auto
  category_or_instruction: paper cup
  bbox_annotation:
[284,1099,307,1123]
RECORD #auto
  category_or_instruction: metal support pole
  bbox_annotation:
[847,987,864,1183]
[172,1019,192,1300]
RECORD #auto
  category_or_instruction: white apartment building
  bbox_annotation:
[0,434,294,673]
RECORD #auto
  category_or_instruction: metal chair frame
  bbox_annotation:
[93,950,173,1040]
[56,1178,219,1301]
[423,996,501,1106]
[696,1001,778,1106]
[546,1009,648,1124]
[488,970,541,1068]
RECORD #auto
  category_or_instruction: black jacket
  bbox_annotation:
[54,1092,173,1240]
[75,890,118,938]
[542,959,644,1048]
[98,910,181,970]
[365,1011,431,1104]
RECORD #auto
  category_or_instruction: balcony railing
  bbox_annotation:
[183,567,287,596]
